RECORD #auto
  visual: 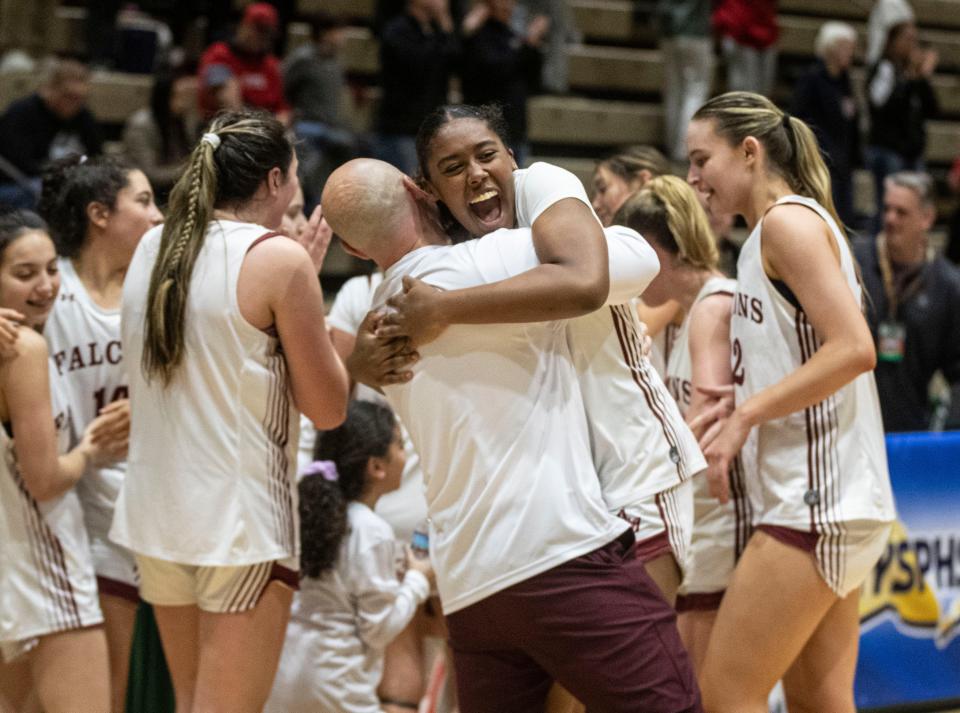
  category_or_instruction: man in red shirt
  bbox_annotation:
[198,3,290,121]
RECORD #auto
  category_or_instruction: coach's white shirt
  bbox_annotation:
[374,225,656,613]
[319,273,428,542]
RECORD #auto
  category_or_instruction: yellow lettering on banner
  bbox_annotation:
[860,521,940,631]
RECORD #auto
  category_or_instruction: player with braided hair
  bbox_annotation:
[109,110,349,713]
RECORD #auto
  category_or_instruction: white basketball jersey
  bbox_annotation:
[570,305,705,511]
[648,316,681,379]
[666,277,737,415]
[731,196,896,531]
[43,258,127,543]
[111,221,300,566]
[0,362,102,649]
[666,277,752,595]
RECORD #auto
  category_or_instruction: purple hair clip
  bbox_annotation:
[303,460,339,482]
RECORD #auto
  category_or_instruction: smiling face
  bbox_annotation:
[591,165,634,227]
[0,230,60,330]
[423,118,518,238]
[686,119,752,218]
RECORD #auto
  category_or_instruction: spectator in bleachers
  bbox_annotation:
[283,12,356,205]
[854,172,960,432]
[712,0,778,96]
[374,0,459,175]
[0,58,102,208]
[866,4,938,228]
[197,2,289,121]
[656,0,714,163]
[518,0,577,94]
[867,0,913,67]
[198,63,244,121]
[122,67,199,202]
[459,0,549,166]
[791,22,860,228]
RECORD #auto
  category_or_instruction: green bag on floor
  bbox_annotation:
[125,602,175,713]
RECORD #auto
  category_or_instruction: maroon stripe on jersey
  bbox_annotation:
[264,355,282,545]
[13,472,82,629]
[609,306,685,482]
[654,492,680,564]
[801,315,832,585]
[804,319,843,590]
[663,487,686,565]
[266,356,286,549]
[795,309,818,536]
[823,393,846,590]
[15,471,78,628]
[729,456,751,559]
[797,312,845,591]
[17,485,68,629]
[264,353,295,554]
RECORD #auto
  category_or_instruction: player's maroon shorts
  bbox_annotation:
[446,530,703,713]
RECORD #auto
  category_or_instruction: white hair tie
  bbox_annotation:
[201,132,221,150]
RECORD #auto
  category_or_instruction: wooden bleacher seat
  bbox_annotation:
[778,0,960,31]
[527,95,661,146]
[299,0,375,21]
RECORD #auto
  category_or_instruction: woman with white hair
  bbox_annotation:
[791,21,860,226]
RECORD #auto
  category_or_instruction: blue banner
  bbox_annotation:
[856,431,960,709]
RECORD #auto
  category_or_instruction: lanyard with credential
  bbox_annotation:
[875,233,926,362]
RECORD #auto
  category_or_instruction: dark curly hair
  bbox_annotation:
[300,400,399,579]
[0,209,49,264]
[38,154,133,259]
[415,103,512,244]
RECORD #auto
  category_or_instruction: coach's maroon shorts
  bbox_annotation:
[446,530,703,713]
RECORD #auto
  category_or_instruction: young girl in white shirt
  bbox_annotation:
[267,400,433,713]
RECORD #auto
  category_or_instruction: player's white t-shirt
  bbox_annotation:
[731,196,896,531]
[0,361,102,658]
[111,221,300,566]
[514,161,705,507]
[375,225,660,613]
[43,258,135,584]
[265,501,429,713]
[317,273,427,542]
